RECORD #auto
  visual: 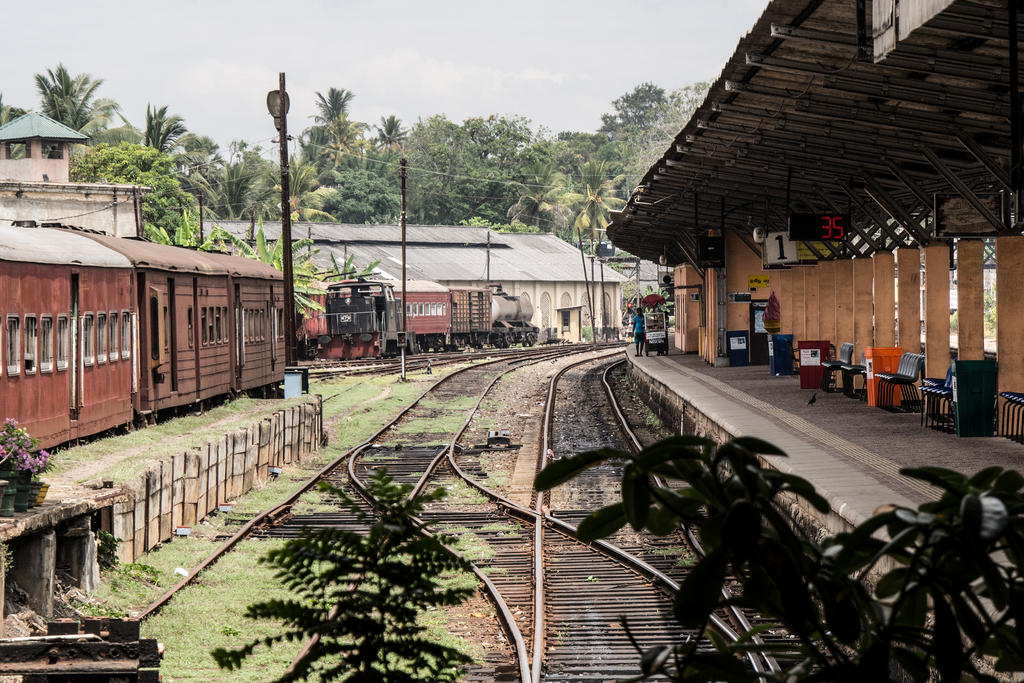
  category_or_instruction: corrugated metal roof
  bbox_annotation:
[0,225,131,268]
[73,231,281,280]
[0,113,88,142]
[213,221,627,284]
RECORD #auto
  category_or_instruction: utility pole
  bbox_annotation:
[590,254,597,342]
[599,259,607,341]
[576,228,596,348]
[198,192,205,244]
[400,157,408,382]
[486,231,491,282]
[268,72,296,367]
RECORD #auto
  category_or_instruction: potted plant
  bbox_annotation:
[0,419,51,513]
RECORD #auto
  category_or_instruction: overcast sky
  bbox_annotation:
[3,1,768,153]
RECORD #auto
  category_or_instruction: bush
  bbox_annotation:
[536,435,1024,681]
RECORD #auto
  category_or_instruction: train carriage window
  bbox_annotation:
[120,312,131,359]
[109,312,118,361]
[40,316,53,373]
[163,305,170,356]
[82,314,95,367]
[57,316,69,370]
[5,317,18,376]
[201,308,208,345]
[275,308,283,339]
[187,307,193,348]
[261,310,266,341]
[215,307,222,344]
[24,316,37,374]
[221,307,228,342]
[97,313,107,364]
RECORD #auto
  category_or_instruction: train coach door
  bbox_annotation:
[69,273,80,419]
[234,283,243,380]
[148,285,169,400]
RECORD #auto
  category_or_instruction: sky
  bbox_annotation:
[3,1,769,154]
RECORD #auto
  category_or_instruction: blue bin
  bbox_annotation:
[726,331,749,367]
[769,334,793,376]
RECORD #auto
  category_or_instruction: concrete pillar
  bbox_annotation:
[923,244,951,379]
[956,239,985,361]
[897,248,921,352]
[872,251,896,347]
[804,266,820,341]
[778,269,793,339]
[791,267,806,343]
[59,517,101,594]
[11,530,56,617]
[852,258,874,362]
[997,236,1024,395]
[834,260,855,349]
[677,265,701,353]
[818,260,837,347]
[705,268,717,364]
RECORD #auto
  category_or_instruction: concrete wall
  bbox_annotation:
[111,398,322,563]
[0,140,71,183]
[0,182,143,238]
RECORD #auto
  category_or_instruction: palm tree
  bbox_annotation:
[313,88,354,125]
[34,63,119,138]
[285,158,334,221]
[507,159,570,231]
[375,115,407,152]
[0,95,27,126]
[566,160,626,243]
[208,220,324,313]
[144,104,187,153]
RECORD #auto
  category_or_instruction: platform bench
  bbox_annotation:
[999,392,1024,443]
[876,352,925,412]
[921,367,954,432]
[821,343,853,393]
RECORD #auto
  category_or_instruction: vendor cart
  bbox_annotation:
[644,311,668,356]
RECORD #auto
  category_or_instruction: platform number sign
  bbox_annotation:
[764,231,800,266]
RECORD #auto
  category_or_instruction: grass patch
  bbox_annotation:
[291,488,340,515]
[142,539,299,682]
[480,521,522,537]
[439,526,495,562]
[442,480,488,506]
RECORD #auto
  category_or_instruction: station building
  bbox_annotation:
[213,221,628,343]
[607,0,1024,533]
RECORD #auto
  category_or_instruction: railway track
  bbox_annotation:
[303,341,621,377]
[140,345,780,681]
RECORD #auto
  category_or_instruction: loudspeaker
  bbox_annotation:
[697,235,725,267]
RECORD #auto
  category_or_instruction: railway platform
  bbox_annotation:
[625,348,1024,534]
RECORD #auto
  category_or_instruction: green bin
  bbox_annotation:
[952,359,998,437]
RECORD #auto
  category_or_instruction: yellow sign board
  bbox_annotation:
[748,275,770,289]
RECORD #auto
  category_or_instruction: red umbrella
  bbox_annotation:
[641,293,665,308]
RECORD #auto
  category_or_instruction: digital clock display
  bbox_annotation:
[788,213,848,241]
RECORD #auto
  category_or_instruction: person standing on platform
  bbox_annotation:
[632,307,646,356]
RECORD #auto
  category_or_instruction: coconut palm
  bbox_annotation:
[284,158,334,221]
[507,159,571,232]
[34,63,120,138]
[313,88,354,125]
[0,95,27,126]
[144,104,188,153]
[375,115,407,152]
[208,220,324,313]
[566,160,626,243]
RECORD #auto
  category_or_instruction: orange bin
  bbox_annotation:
[865,347,904,407]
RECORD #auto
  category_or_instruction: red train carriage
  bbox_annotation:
[448,287,492,349]
[0,226,135,449]
[403,280,451,351]
[78,233,284,415]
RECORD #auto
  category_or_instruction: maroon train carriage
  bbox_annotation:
[403,280,451,351]
[297,281,329,360]
[0,225,135,449]
[447,287,492,349]
[78,232,285,416]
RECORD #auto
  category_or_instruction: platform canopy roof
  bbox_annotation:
[608,0,1018,267]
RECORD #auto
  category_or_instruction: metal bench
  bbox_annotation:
[876,352,926,412]
[820,342,853,393]
[999,392,1024,443]
[840,350,866,400]
[921,367,953,432]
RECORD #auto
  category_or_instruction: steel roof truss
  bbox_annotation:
[921,146,1007,232]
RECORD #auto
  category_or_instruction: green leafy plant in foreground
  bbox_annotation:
[212,468,474,682]
[535,435,1024,681]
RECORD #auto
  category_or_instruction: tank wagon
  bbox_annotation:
[0,224,285,449]
[299,278,538,359]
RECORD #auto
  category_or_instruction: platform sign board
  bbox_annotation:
[933,193,1002,238]
[748,275,770,289]
[762,231,829,268]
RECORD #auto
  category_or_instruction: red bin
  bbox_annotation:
[798,340,831,389]
[865,347,904,407]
